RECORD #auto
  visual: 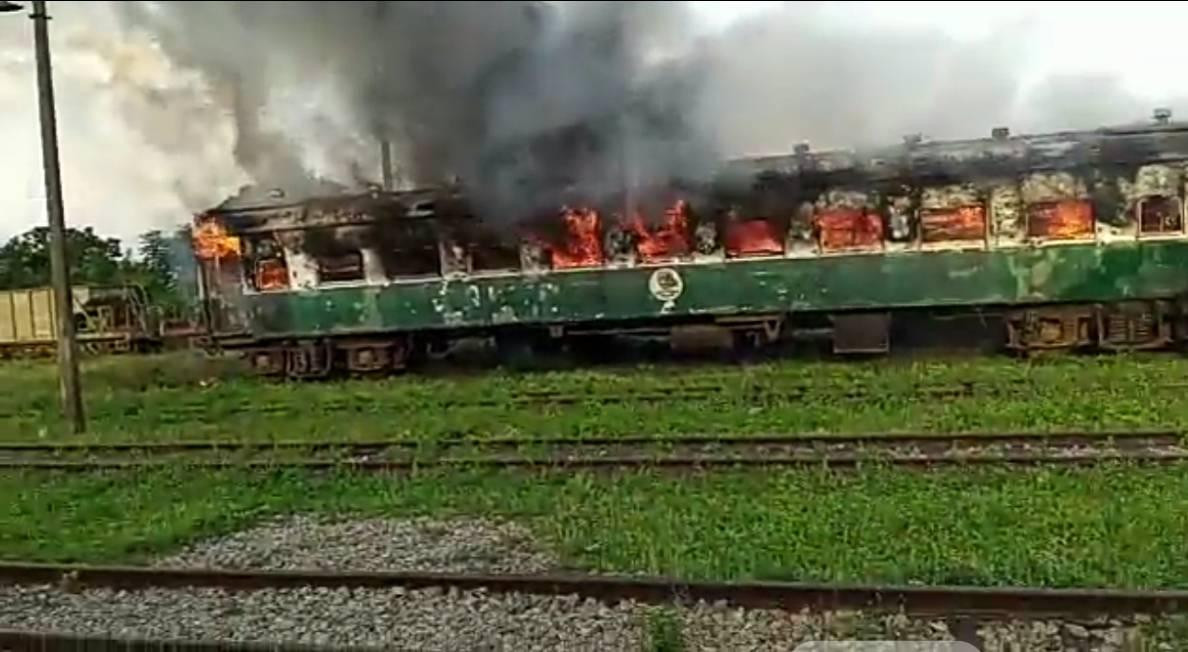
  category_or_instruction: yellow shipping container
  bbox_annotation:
[0,287,94,345]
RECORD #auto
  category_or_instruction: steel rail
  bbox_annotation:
[0,429,1179,454]
[0,562,1186,617]
[1,450,1185,471]
[25,380,1004,418]
[12,379,1185,422]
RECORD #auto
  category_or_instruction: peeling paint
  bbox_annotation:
[492,305,519,324]
[990,184,1025,247]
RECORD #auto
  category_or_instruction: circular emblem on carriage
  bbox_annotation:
[648,268,684,302]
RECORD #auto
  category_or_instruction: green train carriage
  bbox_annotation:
[195,116,1188,377]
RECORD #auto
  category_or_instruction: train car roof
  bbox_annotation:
[720,116,1188,184]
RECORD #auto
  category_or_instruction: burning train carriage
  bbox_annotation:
[196,116,1188,377]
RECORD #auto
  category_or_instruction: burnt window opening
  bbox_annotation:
[378,222,441,278]
[1026,200,1094,240]
[919,205,987,243]
[242,236,288,292]
[301,227,369,284]
[470,243,521,272]
[317,251,365,283]
[1138,196,1183,235]
[884,200,917,243]
[255,259,289,291]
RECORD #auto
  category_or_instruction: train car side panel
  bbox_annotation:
[227,241,1188,338]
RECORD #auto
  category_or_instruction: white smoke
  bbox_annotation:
[0,2,244,248]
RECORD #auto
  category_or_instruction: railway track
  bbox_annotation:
[0,430,1184,470]
[0,561,1185,617]
[52,378,1188,423]
[7,378,1185,425]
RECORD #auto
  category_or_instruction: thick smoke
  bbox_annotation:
[0,3,245,245]
[5,1,1187,247]
[114,1,712,221]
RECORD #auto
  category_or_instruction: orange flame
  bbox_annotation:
[629,200,691,261]
[255,259,289,291]
[1027,200,1093,239]
[920,205,986,242]
[725,216,784,257]
[193,219,242,260]
[816,209,884,251]
[551,207,603,269]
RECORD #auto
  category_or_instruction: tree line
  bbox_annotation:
[0,225,197,317]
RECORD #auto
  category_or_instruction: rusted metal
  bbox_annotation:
[1005,306,1094,351]
[0,563,1186,617]
[1096,301,1173,351]
[283,341,332,380]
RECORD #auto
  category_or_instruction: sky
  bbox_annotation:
[2,1,1188,250]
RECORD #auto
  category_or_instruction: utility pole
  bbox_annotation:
[2,0,85,432]
[380,139,394,191]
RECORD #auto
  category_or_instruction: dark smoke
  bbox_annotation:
[115,1,713,221]
[108,1,1188,229]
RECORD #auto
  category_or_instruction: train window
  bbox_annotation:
[255,259,289,291]
[378,221,440,278]
[317,251,365,283]
[816,208,884,251]
[1138,196,1183,235]
[919,205,986,243]
[470,242,520,271]
[243,236,289,291]
[1026,200,1094,239]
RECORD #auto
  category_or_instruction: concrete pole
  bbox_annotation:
[31,0,85,433]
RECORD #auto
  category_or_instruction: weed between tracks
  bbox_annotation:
[3,351,1188,442]
[4,464,1188,590]
[644,608,685,652]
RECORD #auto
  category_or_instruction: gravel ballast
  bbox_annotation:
[155,515,556,574]
[0,584,647,651]
[0,515,1167,651]
[0,586,1159,651]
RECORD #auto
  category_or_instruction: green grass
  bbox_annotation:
[1143,616,1188,649]
[6,351,1188,443]
[644,608,685,652]
[5,464,1188,590]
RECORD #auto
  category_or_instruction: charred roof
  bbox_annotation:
[720,116,1188,189]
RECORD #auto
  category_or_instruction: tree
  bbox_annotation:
[0,226,123,289]
[136,230,177,301]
